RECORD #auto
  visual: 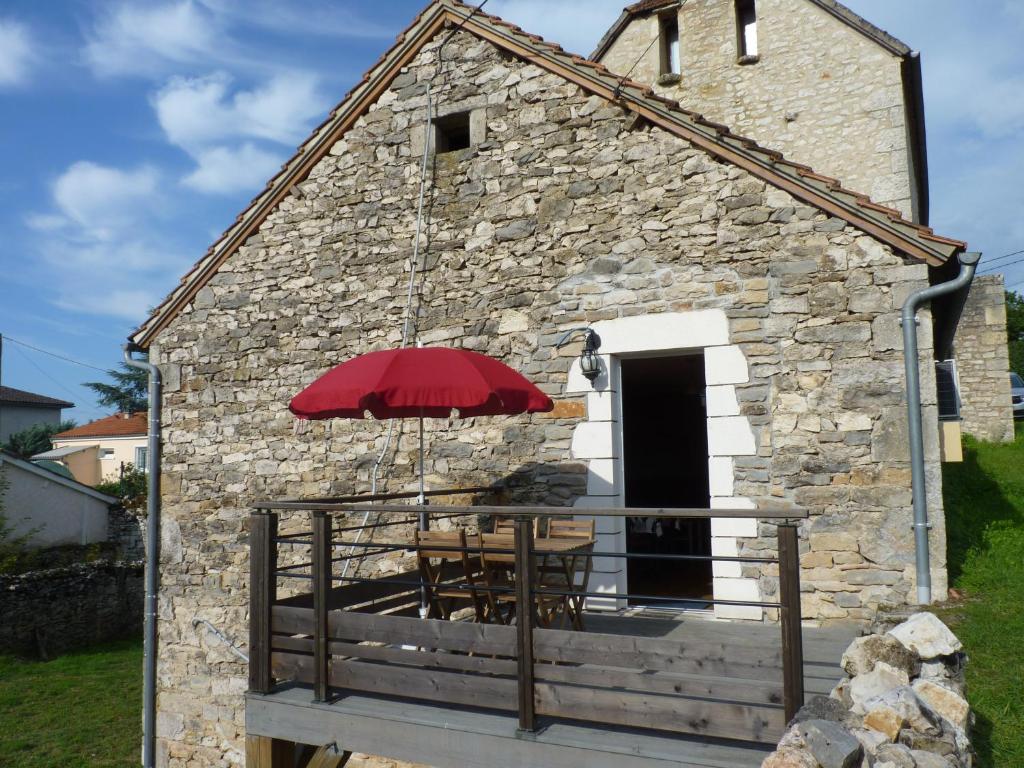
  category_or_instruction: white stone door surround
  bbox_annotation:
[566,310,762,619]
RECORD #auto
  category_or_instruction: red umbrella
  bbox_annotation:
[290,347,553,499]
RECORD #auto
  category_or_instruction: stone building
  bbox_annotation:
[953,274,1014,442]
[126,1,978,765]
[593,0,929,223]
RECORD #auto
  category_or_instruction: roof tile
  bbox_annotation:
[54,412,148,439]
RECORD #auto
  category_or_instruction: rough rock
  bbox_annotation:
[797,720,864,768]
[761,747,820,768]
[908,752,956,768]
[888,613,962,659]
[849,663,910,713]
[790,695,857,728]
[863,703,905,741]
[863,686,942,736]
[912,679,970,732]
[873,743,917,768]
[842,634,921,678]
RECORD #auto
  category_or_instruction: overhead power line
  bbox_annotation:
[2,335,110,373]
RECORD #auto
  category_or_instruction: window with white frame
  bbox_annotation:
[100,448,116,460]
[736,0,758,61]
[135,446,148,471]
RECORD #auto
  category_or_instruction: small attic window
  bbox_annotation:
[736,0,759,62]
[659,13,681,76]
[434,111,471,153]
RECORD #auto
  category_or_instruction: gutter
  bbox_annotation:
[901,251,979,605]
[901,52,930,226]
[123,345,162,768]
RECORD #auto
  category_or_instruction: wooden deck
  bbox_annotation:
[246,612,858,768]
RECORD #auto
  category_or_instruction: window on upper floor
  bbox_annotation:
[434,111,471,154]
[659,13,681,78]
[100,448,115,460]
[735,0,759,62]
[135,446,148,471]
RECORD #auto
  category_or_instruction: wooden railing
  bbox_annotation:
[248,495,807,744]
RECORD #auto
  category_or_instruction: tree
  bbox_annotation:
[84,361,148,413]
[2,420,77,458]
[1006,290,1024,375]
[95,463,147,514]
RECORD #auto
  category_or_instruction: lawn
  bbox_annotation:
[0,638,142,768]
[939,426,1024,768]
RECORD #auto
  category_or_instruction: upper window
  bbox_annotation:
[135,446,148,471]
[100,448,116,460]
[434,111,471,154]
[736,0,758,61]
[659,13,681,77]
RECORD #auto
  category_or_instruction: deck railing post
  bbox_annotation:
[778,521,805,723]
[248,510,277,694]
[514,516,536,732]
[312,511,331,703]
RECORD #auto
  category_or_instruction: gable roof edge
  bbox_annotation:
[131,0,962,349]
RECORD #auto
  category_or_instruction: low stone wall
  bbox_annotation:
[0,560,144,657]
[764,612,973,768]
[108,505,146,560]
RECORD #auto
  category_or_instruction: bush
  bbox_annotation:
[95,464,147,513]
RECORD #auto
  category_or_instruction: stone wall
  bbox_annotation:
[954,274,1014,442]
[109,504,146,560]
[597,0,919,220]
[148,29,946,767]
[0,560,143,657]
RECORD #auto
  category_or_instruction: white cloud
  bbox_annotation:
[0,19,34,87]
[83,1,223,78]
[52,161,161,240]
[182,143,283,194]
[197,0,393,40]
[150,70,327,195]
[152,71,326,150]
[27,161,189,321]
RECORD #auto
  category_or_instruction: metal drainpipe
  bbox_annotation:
[124,344,162,768]
[901,251,980,605]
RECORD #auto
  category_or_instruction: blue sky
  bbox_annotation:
[0,1,1021,424]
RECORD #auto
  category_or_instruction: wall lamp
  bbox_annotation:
[556,327,603,384]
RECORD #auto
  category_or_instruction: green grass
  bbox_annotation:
[939,426,1024,768]
[0,638,142,768]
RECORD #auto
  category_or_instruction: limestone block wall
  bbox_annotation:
[597,0,918,220]
[954,274,1014,442]
[148,29,946,767]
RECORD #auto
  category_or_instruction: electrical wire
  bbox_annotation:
[2,335,109,372]
[612,0,688,99]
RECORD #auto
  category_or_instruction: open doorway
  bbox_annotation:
[620,354,712,607]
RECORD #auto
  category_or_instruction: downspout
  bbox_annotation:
[901,251,979,605]
[124,344,162,768]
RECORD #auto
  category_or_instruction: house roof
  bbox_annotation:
[592,0,912,61]
[0,450,119,505]
[32,445,93,460]
[0,385,74,409]
[128,0,965,349]
[53,412,148,440]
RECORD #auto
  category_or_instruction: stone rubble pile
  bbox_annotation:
[763,612,973,768]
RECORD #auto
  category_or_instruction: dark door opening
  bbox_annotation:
[621,354,712,606]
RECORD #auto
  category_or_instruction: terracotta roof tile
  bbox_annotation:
[54,412,148,439]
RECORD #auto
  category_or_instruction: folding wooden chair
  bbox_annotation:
[415,530,486,622]
[477,533,517,625]
[543,519,596,630]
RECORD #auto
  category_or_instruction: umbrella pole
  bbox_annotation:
[418,413,429,619]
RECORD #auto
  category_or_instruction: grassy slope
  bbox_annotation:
[0,639,142,768]
[940,428,1024,768]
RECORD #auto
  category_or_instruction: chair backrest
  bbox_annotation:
[478,532,516,566]
[415,529,468,572]
[547,518,596,540]
[492,516,540,537]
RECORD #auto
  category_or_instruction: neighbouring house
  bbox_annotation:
[0,450,117,548]
[0,385,74,445]
[121,0,990,764]
[35,412,149,486]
